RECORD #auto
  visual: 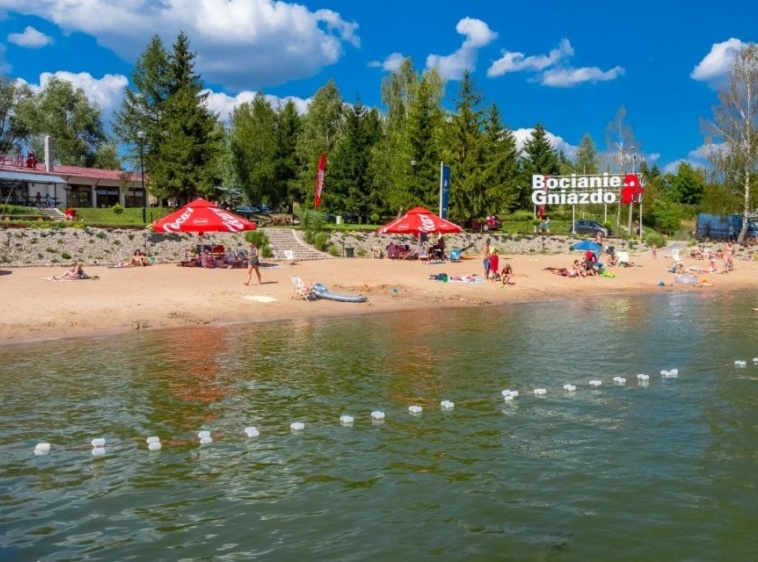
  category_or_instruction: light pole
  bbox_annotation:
[137,130,146,224]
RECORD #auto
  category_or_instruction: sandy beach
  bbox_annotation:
[2,246,756,346]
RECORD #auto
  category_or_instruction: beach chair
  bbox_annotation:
[418,247,430,264]
[283,249,296,265]
[617,251,634,267]
[672,249,683,264]
[291,276,316,301]
[449,249,462,263]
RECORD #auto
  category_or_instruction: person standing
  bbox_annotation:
[482,237,491,278]
[244,240,262,285]
[544,216,552,234]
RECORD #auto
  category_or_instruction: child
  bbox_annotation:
[651,243,657,259]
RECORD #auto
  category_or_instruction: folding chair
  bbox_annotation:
[283,249,296,265]
[291,276,316,301]
[617,251,634,267]
[449,249,462,262]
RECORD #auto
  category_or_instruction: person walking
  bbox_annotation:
[244,240,262,285]
[482,237,491,278]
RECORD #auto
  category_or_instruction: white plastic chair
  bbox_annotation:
[291,276,315,301]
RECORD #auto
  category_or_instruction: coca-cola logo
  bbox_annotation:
[162,208,194,232]
[419,214,436,232]
[211,208,248,232]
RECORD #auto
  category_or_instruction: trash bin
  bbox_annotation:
[345,247,355,258]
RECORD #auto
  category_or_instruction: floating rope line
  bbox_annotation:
[17,358,758,457]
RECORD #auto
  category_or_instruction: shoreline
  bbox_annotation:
[2,249,756,347]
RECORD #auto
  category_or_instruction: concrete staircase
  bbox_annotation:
[261,228,331,262]
[39,207,68,220]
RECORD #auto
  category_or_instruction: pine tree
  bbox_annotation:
[481,103,520,213]
[519,123,559,208]
[228,92,277,207]
[574,133,600,174]
[273,100,302,212]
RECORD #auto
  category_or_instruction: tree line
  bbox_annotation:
[1,33,756,239]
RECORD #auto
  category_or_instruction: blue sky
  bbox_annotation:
[0,0,756,173]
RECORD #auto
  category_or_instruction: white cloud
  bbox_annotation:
[538,65,625,87]
[7,25,53,48]
[203,90,310,122]
[488,39,573,76]
[662,157,706,174]
[368,52,406,72]
[512,127,576,158]
[23,71,128,116]
[691,38,744,83]
[487,38,624,88]
[426,17,497,80]
[0,0,360,91]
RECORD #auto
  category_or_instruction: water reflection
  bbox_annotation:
[2,293,758,560]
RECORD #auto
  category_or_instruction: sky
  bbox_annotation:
[0,0,756,174]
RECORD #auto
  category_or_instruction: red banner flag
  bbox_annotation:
[314,153,327,208]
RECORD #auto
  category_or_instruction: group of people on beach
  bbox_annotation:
[482,238,513,285]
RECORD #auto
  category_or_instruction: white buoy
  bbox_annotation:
[197,430,211,440]
[199,436,213,444]
[534,388,547,395]
[244,426,260,437]
[502,389,513,397]
[148,441,162,451]
[91,438,106,448]
[408,405,423,414]
[735,360,747,367]
[290,422,305,431]
[613,376,626,384]
[563,384,576,392]
[637,374,650,381]
[339,415,354,425]
[589,380,602,387]
[91,447,106,456]
[146,436,160,444]
[34,442,51,455]
[753,358,758,364]
[440,400,454,410]
[661,370,678,378]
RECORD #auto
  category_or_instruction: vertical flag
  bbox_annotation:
[314,153,327,208]
[439,163,451,219]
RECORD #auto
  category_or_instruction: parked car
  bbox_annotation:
[573,219,612,237]
[695,213,758,243]
[469,215,502,231]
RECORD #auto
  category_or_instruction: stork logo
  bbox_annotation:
[620,173,644,204]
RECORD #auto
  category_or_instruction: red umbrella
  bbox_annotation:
[377,206,462,235]
[151,198,257,233]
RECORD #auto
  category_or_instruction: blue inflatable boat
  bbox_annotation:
[312,282,368,303]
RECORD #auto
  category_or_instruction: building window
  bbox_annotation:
[125,188,145,208]
[67,185,91,207]
[96,187,119,208]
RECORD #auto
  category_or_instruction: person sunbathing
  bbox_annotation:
[128,250,149,267]
[55,261,86,280]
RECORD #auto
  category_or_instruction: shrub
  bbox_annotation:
[61,252,71,260]
[314,231,329,251]
[328,246,340,257]
[643,230,665,249]
[370,212,379,224]
[112,203,124,215]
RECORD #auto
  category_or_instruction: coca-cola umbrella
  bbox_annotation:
[376,206,462,235]
[151,198,257,233]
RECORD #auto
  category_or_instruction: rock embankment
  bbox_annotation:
[0,226,649,268]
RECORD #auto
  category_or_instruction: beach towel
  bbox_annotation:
[42,274,99,281]
[448,275,485,284]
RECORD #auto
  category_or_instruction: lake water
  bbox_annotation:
[2,291,758,561]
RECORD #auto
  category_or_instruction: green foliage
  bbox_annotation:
[61,252,71,260]
[643,230,665,249]
[314,231,330,251]
[112,202,124,215]
[297,208,326,232]
[15,77,108,167]
[0,76,32,155]
[649,198,681,235]
[370,212,380,223]
[328,245,340,257]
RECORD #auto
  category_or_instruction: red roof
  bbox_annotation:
[0,160,140,181]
